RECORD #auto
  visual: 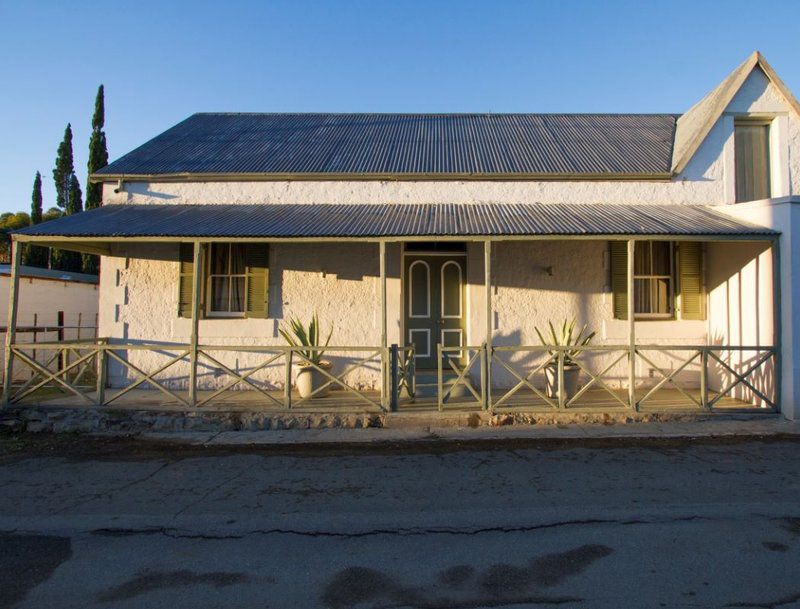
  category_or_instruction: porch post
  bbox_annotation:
[2,239,21,407]
[379,241,388,410]
[771,237,782,410]
[627,239,636,410]
[484,239,492,410]
[188,240,203,406]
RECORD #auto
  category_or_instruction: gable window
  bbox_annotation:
[611,241,705,321]
[178,243,269,319]
[735,119,771,202]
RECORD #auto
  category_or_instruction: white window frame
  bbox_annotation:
[206,243,247,318]
[633,241,675,320]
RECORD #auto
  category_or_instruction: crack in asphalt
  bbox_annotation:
[86,514,711,541]
[51,460,176,515]
[172,467,248,518]
[726,591,800,608]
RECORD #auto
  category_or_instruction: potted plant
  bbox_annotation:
[535,318,596,400]
[279,314,334,398]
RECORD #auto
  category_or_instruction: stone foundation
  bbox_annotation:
[0,405,763,435]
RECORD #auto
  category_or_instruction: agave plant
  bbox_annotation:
[534,318,596,366]
[278,313,334,365]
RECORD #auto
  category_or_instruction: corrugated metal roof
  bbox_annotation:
[14,204,775,239]
[0,264,98,284]
[94,113,677,178]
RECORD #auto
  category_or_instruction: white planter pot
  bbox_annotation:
[296,361,333,399]
[544,364,581,400]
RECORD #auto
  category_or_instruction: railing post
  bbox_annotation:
[437,344,444,412]
[700,348,709,410]
[284,350,292,409]
[390,344,399,412]
[484,240,493,412]
[2,240,21,407]
[408,346,416,400]
[627,239,637,410]
[379,241,388,411]
[557,349,566,409]
[96,342,107,406]
[188,241,204,407]
[481,343,489,412]
[770,238,782,413]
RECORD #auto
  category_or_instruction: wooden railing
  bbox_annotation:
[488,344,776,411]
[4,339,778,413]
[6,340,391,411]
[437,344,487,411]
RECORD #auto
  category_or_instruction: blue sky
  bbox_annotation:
[1,0,799,214]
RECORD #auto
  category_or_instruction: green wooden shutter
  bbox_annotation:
[245,244,269,318]
[610,241,628,320]
[178,243,195,318]
[679,242,705,320]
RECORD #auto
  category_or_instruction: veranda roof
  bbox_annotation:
[14,203,775,246]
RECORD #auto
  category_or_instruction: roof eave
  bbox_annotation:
[90,171,673,184]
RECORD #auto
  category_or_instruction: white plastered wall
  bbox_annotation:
[1,275,98,381]
[100,237,771,396]
[100,242,401,390]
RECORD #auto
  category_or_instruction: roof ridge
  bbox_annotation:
[189,111,681,117]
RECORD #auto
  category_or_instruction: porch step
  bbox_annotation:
[384,411,490,429]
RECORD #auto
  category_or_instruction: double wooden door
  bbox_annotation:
[404,254,467,369]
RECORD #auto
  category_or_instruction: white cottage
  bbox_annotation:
[6,52,800,421]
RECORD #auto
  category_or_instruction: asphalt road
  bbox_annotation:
[1,435,799,609]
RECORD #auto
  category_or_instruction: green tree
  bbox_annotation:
[43,207,62,222]
[83,85,107,275]
[22,171,49,268]
[30,171,43,224]
[0,212,31,263]
[51,124,76,271]
[86,84,108,211]
[53,124,75,209]
[54,175,84,272]
[66,174,83,216]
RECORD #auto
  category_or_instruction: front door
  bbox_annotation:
[404,253,467,369]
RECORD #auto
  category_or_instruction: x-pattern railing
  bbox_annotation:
[9,341,102,405]
[289,347,383,408]
[706,347,776,409]
[437,345,485,411]
[490,345,630,410]
[491,347,558,409]
[565,347,630,408]
[636,347,704,408]
[6,340,390,411]
[4,339,777,413]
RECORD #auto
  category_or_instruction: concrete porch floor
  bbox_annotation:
[10,385,771,415]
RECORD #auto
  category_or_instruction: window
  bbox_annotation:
[633,241,673,318]
[610,241,704,321]
[178,243,269,319]
[207,243,246,316]
[735,120,771,202]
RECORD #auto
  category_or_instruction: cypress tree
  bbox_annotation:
[53,124,74,209]
[84,85,107,275]
[86,85,107,211]
[30,171,43,224]
[51,124,75,271]
[66,174,83,216]
[57,175,84,272]
[22,172,49,268]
